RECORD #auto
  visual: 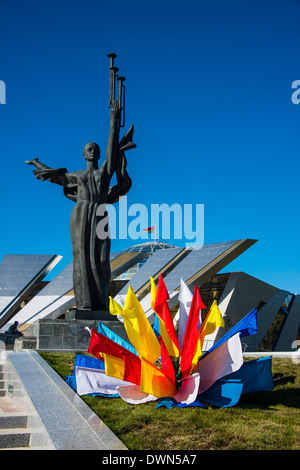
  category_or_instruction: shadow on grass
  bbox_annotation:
[238,387,300,410]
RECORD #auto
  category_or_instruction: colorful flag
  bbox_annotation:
[154,274,181,356]
[101,353,125,380]
[198,300,224,350]
[178,279,193,350]
[143,226,156,232]
[88,328,122,360]
[140,357,177,398]
[160,336,176,390]
[202,308,257,359]
[87,328,141,385]
[121,350,142,385]
[121,285,161,363]
[98,320,138,356]
[117,385,157,405]
[196,332,243,394]
[75,366,133,396]
[225,356,274,394]
[174,373,200,406]
[150,276,180,357]
[109,296,124,317]
[180,286,206,377]
[198,379,244,408]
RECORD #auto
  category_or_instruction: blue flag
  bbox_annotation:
[98,321,138,355]
[198,379,244,408]
[226,356,274,394]
[66,354,105,392]
[153,314,161,341]
[201,308,257,359]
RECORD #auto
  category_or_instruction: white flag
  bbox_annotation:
[75,366,133,396]
[174,373,200,405]
[196,332,243,394]
[117,385,157,405]
[178,279,193,350]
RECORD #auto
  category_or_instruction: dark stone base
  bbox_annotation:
[15,317,129,351]
[67,309,117,321]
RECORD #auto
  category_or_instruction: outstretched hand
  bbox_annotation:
[24,158,39,165]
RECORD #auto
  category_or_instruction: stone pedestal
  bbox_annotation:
[15,317,128,351]
[73,309,116,321]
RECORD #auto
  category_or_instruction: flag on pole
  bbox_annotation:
[143,226,156,233]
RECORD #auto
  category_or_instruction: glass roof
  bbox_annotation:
[121,241,177,254]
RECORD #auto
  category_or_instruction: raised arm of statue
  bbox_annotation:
[104,100,120,178]
[24,158,68,186]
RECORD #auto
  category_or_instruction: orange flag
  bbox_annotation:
[140,357,177,398]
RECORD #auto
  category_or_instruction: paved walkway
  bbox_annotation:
[2,350,127,450]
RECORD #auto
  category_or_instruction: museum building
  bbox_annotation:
[0,239,299,353]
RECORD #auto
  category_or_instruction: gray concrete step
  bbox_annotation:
[0,413,28,429]
[0,428,31,448]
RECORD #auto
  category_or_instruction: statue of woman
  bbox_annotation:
[25,100,134,314]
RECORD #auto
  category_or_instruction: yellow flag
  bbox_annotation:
[109,297,124,316]
[190,301,224,373]
[150,276,157,311]
[140,357,177,398]
[100,353,125,380]
[190,334,202,373]
[150,277,180,358]
[120,286,161,363]
[110,294,159,362]
[199,300,224,348]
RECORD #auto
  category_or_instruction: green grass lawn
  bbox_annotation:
[39,352,300,450]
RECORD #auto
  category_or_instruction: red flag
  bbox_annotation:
[180,286,206,377]
[154,274,181,355]
[88,328,141,385]
[143,226,156,232]
[160,336,176,391]
[121,351,141,385]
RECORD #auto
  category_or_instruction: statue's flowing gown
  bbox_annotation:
[66,168,111,311]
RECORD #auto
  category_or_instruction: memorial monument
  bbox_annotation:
[25,54,135,320]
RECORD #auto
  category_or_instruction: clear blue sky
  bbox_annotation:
[0,0,300,293]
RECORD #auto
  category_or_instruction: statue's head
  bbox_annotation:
[83,142,100,161]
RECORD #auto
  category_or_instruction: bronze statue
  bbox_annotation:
[25,54,135,316]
